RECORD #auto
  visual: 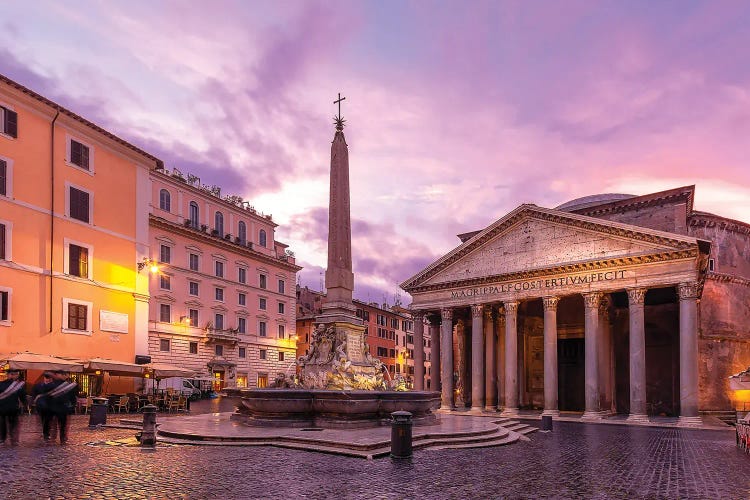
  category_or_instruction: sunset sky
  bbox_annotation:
[2,1,749,304]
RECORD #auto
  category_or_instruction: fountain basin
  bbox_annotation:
[227,388,441,429]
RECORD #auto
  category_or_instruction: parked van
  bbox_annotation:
[159,377,201,399]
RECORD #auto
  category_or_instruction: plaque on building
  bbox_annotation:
[100,310,129,334]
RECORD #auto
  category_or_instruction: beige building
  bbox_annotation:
[402,186,750,424]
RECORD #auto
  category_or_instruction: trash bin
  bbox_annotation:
[89,397,108,428]
[391,410,413,458]
[541,414,553,431]
[141,404,157,449]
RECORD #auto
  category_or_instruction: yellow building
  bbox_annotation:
[0,74,162,393]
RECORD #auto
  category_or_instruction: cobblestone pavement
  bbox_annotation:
[0,398,747,499]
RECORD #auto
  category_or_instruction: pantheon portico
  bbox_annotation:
[402,193,716,425]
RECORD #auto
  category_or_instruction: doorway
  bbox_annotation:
[558,338,585,411]
[212,370,225,391]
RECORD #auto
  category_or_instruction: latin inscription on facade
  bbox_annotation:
[450,270,627,299]
[100,310,129,334]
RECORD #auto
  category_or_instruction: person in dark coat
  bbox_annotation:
[32,372,56,441]
[0,368,26,446]
[44,370,78,444]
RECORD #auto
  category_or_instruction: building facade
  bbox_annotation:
[0,74,160,393]
[147,169,301,390]
[402,186,750,422]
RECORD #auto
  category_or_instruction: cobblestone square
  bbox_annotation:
[0,399,747,499]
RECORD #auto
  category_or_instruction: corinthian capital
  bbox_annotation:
[582,291,604,309]
[678,282,700,300]
[483,306,494,321]
[411,310,425,322]
[471,304,484,318]
[626,288,646,305]
[441,308,454,321]
[542,296,559,311]
[503,301,519,315]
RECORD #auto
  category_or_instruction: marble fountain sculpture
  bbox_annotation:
[230,98,440,428]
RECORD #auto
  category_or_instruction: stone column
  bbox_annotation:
[598,296,612,414]
[428,315,441,392]
[496,307,505,408]
[471,304,485,412]
[440,308,454,410]
[542,296,559,417]
[678,282,701,426]
[501,301,519,417]
[582,292,603,420]
[412,311,425,391]
[626,288,648,423]
[484,306,497,411]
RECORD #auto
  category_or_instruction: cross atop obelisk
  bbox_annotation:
[333,92,346,131]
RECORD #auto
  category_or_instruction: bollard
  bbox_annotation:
[141,404,157,449]
[391,410,413,458]
[88,397,108,428]
[541,414,553,431]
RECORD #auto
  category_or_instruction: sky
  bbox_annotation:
[2,0,750,305]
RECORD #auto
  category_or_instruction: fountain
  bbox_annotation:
[229,96,440,428]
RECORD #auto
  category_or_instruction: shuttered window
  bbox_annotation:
[0,159,6,196]
[1,106,17,138]
[0,223,5,260]
[67,303,87,331]
[68,244,89,278]
[70,140,90,170]
[0,291,8,321]
[69,187,90,223]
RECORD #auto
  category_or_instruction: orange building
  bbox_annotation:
[0,74,161,394]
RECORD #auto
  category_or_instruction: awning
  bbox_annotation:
[145,363,197,379]
[1,352,84,373]
[86,358,145,377]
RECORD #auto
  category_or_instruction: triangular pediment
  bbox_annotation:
[402,205,699,290]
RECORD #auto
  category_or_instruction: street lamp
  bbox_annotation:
[137,257,160,274]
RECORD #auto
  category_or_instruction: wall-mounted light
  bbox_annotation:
[137,257,160,274]
[94,370,102,376]
[180,316,191,326]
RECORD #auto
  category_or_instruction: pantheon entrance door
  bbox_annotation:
[558,338,585,411]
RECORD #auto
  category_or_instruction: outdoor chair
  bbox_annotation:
[178,395,188,412]
[80,396,94,414]
[168,395,181,413]
[114,395,130,413]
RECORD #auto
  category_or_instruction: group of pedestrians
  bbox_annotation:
[0,368,78,446]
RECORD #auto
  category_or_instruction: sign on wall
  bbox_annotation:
[100,310,129,334]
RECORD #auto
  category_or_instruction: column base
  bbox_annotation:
[677,415,702,427]
[469,406,485,415]
[500,407,519,417]
[484,405,498,412]
[439,404,455,412]
[541,409,559,417]
[626,413,650,424]
[581,410,608,421]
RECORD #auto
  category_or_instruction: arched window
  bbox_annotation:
[259,229,267,248]
[189,201,199,228]
[238,221,247,245]
[159,189,171,212]
[215,211,224,236]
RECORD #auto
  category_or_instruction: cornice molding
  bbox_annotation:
[706,272,750,288]
[572,186,694,218]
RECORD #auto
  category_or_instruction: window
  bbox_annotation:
[67,303,87,331]
[189,253,199,271]
[215,287,224,301]
[189,342,198,355]
[68,186,90,223]
[159,339,170,352]
[0,105,18,138]
[377,347,388,357]
[709,258,715,272]
[377,314,386,326]
[278,279,285,294]
[159,304,171,323]
[238,317,246,334]
[239,347,246,358]
[160,275,171,290]
[259,274,267,289]
[278,324,285,339]
[238,267,246,284]
[159,189,171,211]
[362,310,370,321]
[159,245,171,264]
[69,139,90,170]
[0,289,10,324]
[391,318,399,329]
[188,308,199,327]
[257,373,268,388]
[189,281,199,296]
[189,202,199,228]
[215,344,224,356]
[259,229,267,247]
[259,349,267,360]
[259,297,267,310]
[215,313,224,330]
[214,212,224,235]
[238,221,247,245]
[0,159,7,196]
[278,302,285,314]
[279,352,285,362]
[259,321,267,337]
[67,243,89,278]
[238,293,246,306]
[389,349,396,358]
[215,261,224,278]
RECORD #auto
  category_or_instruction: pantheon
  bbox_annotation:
[401,186,749,425]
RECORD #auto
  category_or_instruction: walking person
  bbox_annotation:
[46,370,78,444]
[0,368,26,446]
[32,372,55,441]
